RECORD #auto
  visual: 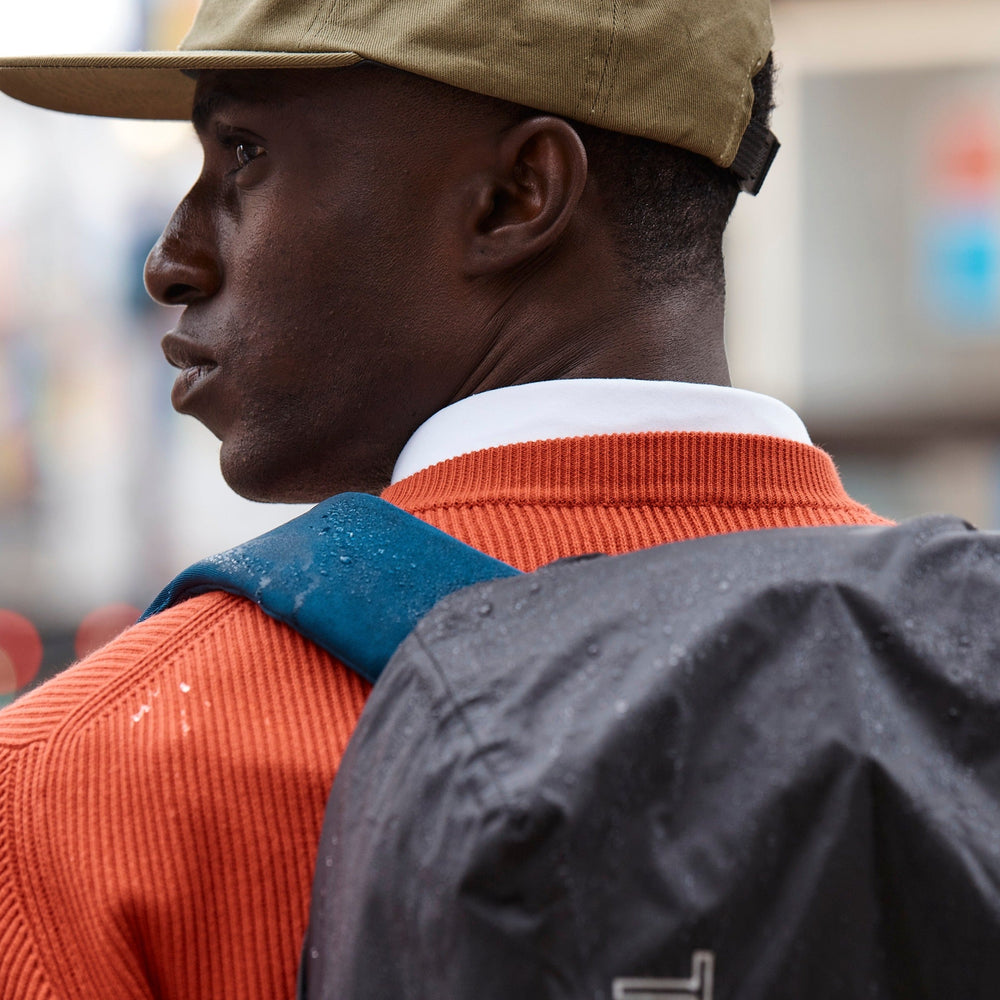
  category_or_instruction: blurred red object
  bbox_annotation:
[930,105,1000,200]
[0,610,43,694]
[75,603,141,660]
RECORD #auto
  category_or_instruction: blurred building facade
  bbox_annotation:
[728,0,1000,525]
[1,0,999,698]
[0,0,310,699]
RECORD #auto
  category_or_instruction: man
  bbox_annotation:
[0,1,886,997]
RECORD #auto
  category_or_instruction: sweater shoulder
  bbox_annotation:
[0,592,321,749]
[0,592,368,999]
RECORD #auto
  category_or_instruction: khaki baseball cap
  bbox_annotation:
[0,0,775,176]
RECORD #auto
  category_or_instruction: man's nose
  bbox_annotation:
[144,193,222,307]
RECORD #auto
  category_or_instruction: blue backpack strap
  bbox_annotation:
[141,492,520,684]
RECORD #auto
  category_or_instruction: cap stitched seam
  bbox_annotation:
[302,0,344,47]
[724,48,768,166]
[596,0,626,123]
[572,0,610,124]
[589,0,619,116]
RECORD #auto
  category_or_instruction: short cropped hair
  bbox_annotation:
[572,55,776,293]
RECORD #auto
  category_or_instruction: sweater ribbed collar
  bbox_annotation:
[384,432,860,515]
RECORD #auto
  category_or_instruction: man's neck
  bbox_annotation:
[454,249,730,393]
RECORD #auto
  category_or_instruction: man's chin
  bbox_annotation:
[221,467,338,505]
[219,449,390,504]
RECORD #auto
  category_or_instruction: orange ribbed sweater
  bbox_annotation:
[0,434,887,999]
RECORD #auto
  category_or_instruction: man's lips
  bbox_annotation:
[161,330,219,409]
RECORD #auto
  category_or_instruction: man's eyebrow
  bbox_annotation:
[190,86,280,134]
[191,89,239,134]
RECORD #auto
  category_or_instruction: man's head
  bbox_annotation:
[144,63,608,501]
[1,0,778,501]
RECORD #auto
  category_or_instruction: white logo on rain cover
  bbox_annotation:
[612,950,715,1000]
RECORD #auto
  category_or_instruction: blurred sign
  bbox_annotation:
[919,104,1000,334]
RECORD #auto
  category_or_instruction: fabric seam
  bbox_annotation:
[401,499,884,515]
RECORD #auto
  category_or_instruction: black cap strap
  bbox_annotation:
[730,117,780,196]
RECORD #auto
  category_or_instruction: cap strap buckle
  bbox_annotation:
[730,118,780,196]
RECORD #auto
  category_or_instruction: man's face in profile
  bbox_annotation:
[145,66,497,503]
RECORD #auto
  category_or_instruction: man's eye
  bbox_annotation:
[234,142,265,169]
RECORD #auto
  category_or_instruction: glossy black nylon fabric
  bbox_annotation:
[300,515,1000,1000]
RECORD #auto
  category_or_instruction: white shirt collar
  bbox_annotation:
[391,378,811,484]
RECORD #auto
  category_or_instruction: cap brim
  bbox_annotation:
[0,51,362,120]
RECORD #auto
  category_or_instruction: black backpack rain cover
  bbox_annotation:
[300,516,1000,1000]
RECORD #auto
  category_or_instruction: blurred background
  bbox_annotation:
[1,0,999,699]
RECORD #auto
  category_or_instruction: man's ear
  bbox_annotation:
[464,116,588,276]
